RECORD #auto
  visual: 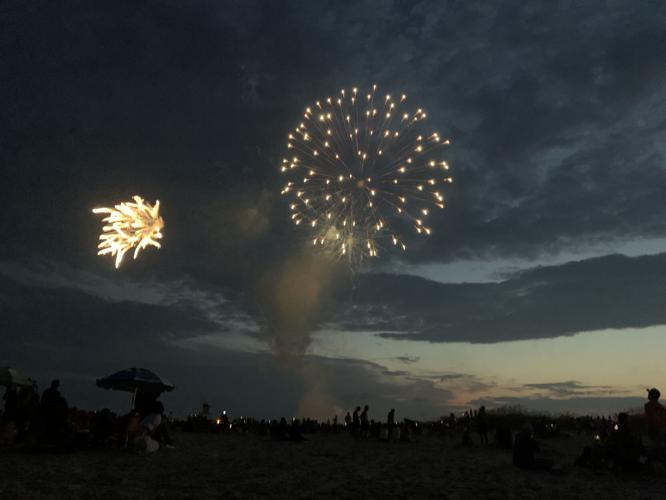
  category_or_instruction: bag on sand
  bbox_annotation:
[134,434,160,453]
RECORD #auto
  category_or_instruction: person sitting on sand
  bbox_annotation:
[120,410,142,447]
[16,384,38,436]
[142,401,174,448]
[2,386,19,424]
[133,401,171,452]
[513,424,552,471]
[91,408,115,446]
[644,388,666,445]
[603,413,646,472]
[401,420,414,442]
[40,380,68,444]
[139,405,160,433]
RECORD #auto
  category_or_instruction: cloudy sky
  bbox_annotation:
[2,0,666,419]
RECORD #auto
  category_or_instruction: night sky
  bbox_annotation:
[2,1,666,419]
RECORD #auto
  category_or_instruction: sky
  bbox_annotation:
[2,0,666,419]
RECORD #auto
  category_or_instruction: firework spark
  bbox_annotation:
[92,195,164,268]
[280,85,452,265]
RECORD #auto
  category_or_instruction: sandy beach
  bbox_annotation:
[1,431,664,499]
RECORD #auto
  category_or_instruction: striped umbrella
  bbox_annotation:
[96,367,174,393]
[96,367,174,410]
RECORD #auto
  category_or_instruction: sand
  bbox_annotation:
[1,431,664,499]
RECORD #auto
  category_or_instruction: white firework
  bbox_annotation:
[92,195,164,268]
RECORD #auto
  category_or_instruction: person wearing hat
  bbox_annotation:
[644,388,666,445]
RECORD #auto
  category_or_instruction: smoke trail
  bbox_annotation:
[297,361,343,418]
[257,251,347,418]
[258,252,340,357]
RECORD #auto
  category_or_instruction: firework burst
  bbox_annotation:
[92,195,164,268]
[280,85,452,265]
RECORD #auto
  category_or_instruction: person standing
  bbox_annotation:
[360,405,370,438]
[40,380,61,410]
[352,406,360,436]
[40,380,68,442]
[645,387,666,445]
[387,408,396,441]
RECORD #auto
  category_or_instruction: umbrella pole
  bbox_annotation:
[130,387,138,412]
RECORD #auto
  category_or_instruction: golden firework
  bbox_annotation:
[92,195,164,268]
[280,85,452,265]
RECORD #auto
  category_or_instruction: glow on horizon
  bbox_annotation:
[309,325,666,408]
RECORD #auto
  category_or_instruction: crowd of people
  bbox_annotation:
[0,379,173,453]
[4,378,666,472]
[340,405,419,441]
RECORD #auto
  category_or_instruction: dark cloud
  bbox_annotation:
[522,381,623,398]
[395,356,420,364]
[426,373,467,382]
[335,252,666,342]
[382,370,410,377]
[2,1,666,281]
[0,274,218,347]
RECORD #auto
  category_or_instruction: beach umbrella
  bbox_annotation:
[96,367,174,410]
[0,367,33,388]
[96,367,174,393]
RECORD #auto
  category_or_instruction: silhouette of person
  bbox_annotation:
[17,384,38,434]
[134,391,159,416]
[344,412,352,429]
[289,418,306,442]
[644,387,666,445]
[461,411,471,445]
[387,408,396,441]
[91,408,115,446]
[513,424,552,471]
[352,406,360,435]
[476,405,488,445]
[146,401,173,447]
[279,417,289,439]
[40,380,60,409]
[2,386,18,423]
[360,405,369,438]
[40,380,68,442]
[603,412,645,472]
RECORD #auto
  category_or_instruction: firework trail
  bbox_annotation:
[92,195,164,268]
[280,85,452,266]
